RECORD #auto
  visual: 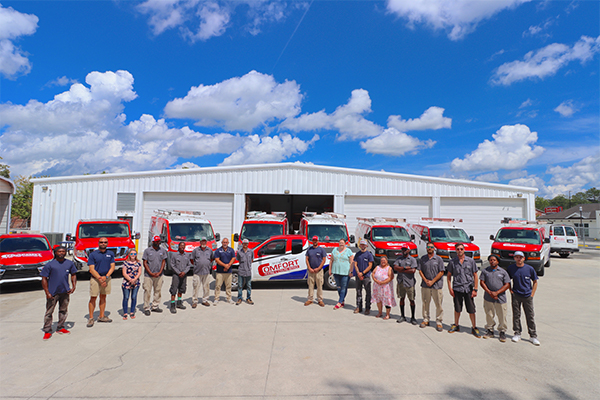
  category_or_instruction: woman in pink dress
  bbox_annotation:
[371,256,396,320]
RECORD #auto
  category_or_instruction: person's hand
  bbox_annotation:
[46,292,53,299]
[68,286,76,294]
[471,289,477,298]
[101,280,107,288]
[179,272,186,278]
[426,279,433,287]
[491,292,498,300]
[449,287,455,297]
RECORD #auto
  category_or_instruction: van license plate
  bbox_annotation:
[567,239,574,243]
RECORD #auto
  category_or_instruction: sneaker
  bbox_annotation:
[318,301,325,307]
[151,308,163,313]
[397,316,406,324]
[236,299,243,305]
[170,302,177,314]
[531,337,541,346]
[364,309,370,315]
[144,309,151,316]
[43,332,52,340]
[86,318,94,327]
[213,300,219,306]
[410,317,418,325]
[483,329,494,339]
[353,307,362,314]
[57,328,70,335]
[448,324,459,333]
[191,302,198,309]
[436,323,443,332]
[304,300,313,306]
[176,300,186,310]
[499,332,507,342]
[419,321,429,329]
[246,299,254,305]
[471,327,481,338]
[512,334,521,343]
[98,316,112,323]
[202,301,211,307]
[227,299,235,304]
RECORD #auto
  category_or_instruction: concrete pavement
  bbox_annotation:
[0,249,598,399]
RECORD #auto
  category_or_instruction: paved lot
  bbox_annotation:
[1,250,599,400]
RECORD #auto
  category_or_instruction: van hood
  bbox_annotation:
[0,251,53,266]
[493,242,542,251]
[434,242,480,251]
[371,240,416,250]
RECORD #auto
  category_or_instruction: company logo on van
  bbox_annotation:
[1,253,43,259]
[258,259,300,277]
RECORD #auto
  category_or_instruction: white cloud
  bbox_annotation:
[451,124,544,172]
[491,35,600,86]
[0,4,38,78]
[164,70,303,132]
[474,172,499,182]
[168,131,245,158]
[220,133,318,165]
[387,106,451,131]
[519,99,532,108]
[182,2,230,42]
[522,17,554,38]
[554,100,578,117]
[386,0,530,40]
[547,153,600,189]
[45,76,78,88]
[502,170,528,180]
[359,128,435,156]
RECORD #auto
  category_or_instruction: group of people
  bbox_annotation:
[40,235,540,346]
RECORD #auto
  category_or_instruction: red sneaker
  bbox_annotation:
[43,332,52,340]
[57,328,70,335]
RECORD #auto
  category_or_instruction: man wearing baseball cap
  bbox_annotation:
[190,237,213,308]
[305,235,326,307]
[507,251,540,345]
[352,239,374,315]
[479,254,511,342]
[393,246,418,325]
[142,235,167,315]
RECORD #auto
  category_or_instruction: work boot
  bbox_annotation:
[176,300,186,310]
[170,302,177,314]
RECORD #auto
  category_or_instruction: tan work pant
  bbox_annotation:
[214,273,232,302]
[307,270,324,302]
[192,274,211,304]
[421,287,443,324]
[484,300,508,333]
[143,275,163,311]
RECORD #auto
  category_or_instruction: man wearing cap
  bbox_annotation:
[305,236,326,307]
[142,236,167,315]
[418,242,445,331]
[480,254,511,342]
[393,246,418,325]
[169,242,190,313]
[190,237,213,308]
[507,251,540,346]
[352,239,374,314]
[40,246,77,340]
[214,238,236,305]
[447,243,481,338]
[236,239,254,305]
[86,237,115,327]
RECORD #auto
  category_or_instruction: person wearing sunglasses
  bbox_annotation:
[87,237,115,327]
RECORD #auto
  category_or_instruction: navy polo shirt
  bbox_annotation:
[40,259,78,296]
[306,246,327,270]
[354,250,374,276]
[214,247,236,273]
[507,263,538,297]
[88,249,115,276]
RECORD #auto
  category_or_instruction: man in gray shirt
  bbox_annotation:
[236,239,254,305]
[418,242,445,332]
[169,242,190,313]
[142,236,167,316]
[393,246,418,325]
[447,243,480,337]
[190,237,213,308]
[480,254,511,342]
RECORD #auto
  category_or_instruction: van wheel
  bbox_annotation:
[545,258,551,269]
[537,265,545,277]
[231,271,239,291]
[324,270,337,290]
[559,252,570,258]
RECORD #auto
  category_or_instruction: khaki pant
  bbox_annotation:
[484,300,508,333]
[192,274,211,304]
[307,270,324,302]
[421,287,443,324]
[90,277,111,296]
[143,275,163,311]
[214,273,232,302]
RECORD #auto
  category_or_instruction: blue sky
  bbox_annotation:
[0,0,598,198]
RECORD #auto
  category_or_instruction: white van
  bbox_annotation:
[549,224,579,258]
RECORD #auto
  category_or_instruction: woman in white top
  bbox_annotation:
[329,239,354,309]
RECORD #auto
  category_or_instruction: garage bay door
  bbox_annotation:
[344,196,431,241]
[142,192,234,248]
[440,198,526,258]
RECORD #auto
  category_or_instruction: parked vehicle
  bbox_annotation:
[149,210,220,272]
[408,218,482,266]
[355,217,417,262]
[489,220,550,276]
[0,233,54,284]
[234,211,288,249]
[549,224,579,258]
[73,219,138,271]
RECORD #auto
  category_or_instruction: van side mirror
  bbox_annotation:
[469,236,474,242]
[133,232,141,240]
[544,237,550,243]
[233,233,239,242]
[364,233,369,239]
[421,234,428,242]
[65,234,72,241]
[257,249,264,257]
[410,234,415,241]
[349,235,355,244]
[160,234,167,242]
[215,233,221,242]
[489,235,495,240]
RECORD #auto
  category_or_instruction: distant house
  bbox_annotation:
[0,177,15,234]
[538,204,600,240]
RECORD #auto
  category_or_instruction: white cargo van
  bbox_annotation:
[549,224,579,258]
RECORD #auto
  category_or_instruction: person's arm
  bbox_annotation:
[315,250,326,273]
[531,279,538,298]
[480,279,491,296]
[132,262,142,283]
[494,282,510,299]
[393,260,403,273]
[406,259,417,274]
[41,276,52,299]
[348,253,354,276]
[106,260,116,282]
[447,271,454,297]
[418,269,428,286]
[69,273,77,294]
[143,259,153,277]
[380,266,394,284]
[471,271,478,298]
[306,256,314,273]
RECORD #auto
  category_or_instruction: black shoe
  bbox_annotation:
[410,317,418,325]
[144,309,151,316]
[499,332,507,342]
[483,329,494,339]
[176,300,186,310]
[449,324,459,333]
[151,307,163,313]
[170,303,176,314]
[396,316,406,323]
[472,327,481,338]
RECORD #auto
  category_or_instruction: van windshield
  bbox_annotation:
[0,237,50,253]
[241,223,284,242]
[429,228,471,243]
[496,229,540,245]
[308,225,348,242]
[79,223,130,238]
[372,227,411,241]
[170,223,214,241]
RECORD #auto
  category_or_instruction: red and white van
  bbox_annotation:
[299,212,355,250]
[0,233,54,284]
[73,219,138,271]
[408,218,481,265]
[234,211,288,249]
[490,220,550,276]
[355,217,417,262]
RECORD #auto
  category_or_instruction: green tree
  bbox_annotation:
[11,176,33,221]
[0,157,9,179]
[549,194,569,209]
[571,191,590,205]
[535,196,550,210]
[586,187,600,203]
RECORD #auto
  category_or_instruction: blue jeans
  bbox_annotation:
[238,276,252,300]
[334,274,350,303]
[122,285,139,315]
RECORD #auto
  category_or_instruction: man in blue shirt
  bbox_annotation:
[508,251,540,346]
[353,239,374,315]
[305,236,327,307]
[214,237,236,305]
[87,237,115,327]
[40,246,78,340]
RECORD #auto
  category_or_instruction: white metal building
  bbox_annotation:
[31,163,537,257]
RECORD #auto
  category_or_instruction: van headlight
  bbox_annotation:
[529,251,540,258]
[375,248,385,255]
[410,249,417,256]
[170,243,179,251]
[474,250,480,259]
[492,249,500,255]
[75,249,86,258]
[436,249,449,256]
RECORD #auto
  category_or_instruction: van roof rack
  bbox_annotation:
[357,217,407,223]
[154,209,207,218]
[419,217,463,224]
[246,211,286,220]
